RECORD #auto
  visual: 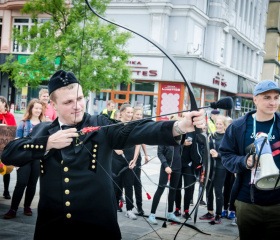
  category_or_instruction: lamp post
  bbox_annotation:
[218,76,222,100]
[218,65,225,100]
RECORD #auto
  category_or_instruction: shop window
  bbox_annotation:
[193,86,201,99]
[205,89,215,107]
[120,83,131,91]
[241,98,255,116]
[192,86,202,107]
[115,93,127,101]
[135,94,154,117]
[99,82,157,116]
[205,90,215,102]
[135,82,154,92]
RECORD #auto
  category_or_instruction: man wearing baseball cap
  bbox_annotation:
[253,79,280,96]
[220,79,280,240]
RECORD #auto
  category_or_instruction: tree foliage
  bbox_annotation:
[0,0,133,95]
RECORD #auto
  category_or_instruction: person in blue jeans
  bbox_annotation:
[4,98,44,219]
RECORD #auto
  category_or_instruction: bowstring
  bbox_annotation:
[74,3,87,126]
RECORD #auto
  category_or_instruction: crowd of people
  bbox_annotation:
[1,71,280,240]
[1,88,56,220]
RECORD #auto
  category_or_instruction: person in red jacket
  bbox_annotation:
[0,96,17,199]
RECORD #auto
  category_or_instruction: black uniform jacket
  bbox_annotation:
[157,145,183,171]
[1,113,183,239]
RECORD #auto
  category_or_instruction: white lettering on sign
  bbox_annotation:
[162,85,180,91]
[127,58,163,80]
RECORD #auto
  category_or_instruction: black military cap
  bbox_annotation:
[48,70,80,94]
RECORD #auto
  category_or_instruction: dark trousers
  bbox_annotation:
[223,170,236,211]
[112,160,123,206]
[151,166,181,213]
[133,166,143,210]
[123,168,135,211]
[3,173,10,192]
[175,166,196,211]
[235,200,280,240]
[206,167,226,215]
[11,161,40,211]
[112,159,134,211]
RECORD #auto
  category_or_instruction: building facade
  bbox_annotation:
[0,0,49,111]
[0,0,270,119]
[263,0,280,82]
[98,0,269,119]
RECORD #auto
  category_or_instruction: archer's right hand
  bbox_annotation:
[46,128,78,150]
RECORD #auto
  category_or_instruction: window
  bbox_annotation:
[193,86,202,107]
[249,2,253,26]
[99,82,157,117]
[12,18,50,53]
[235,0,239,12]
[205,89,215,106]
[134,82,154,92]
[241,98,255,116]
[253,7,257,29]
[239,0,243,18]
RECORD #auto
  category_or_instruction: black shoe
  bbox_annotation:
[199,200,206,206]
[24,207,32,216]
[137,210,145,216]
[117,207,123,212]
[183,211,192,220]
[3,191,11,199]
[136,206,145,216]
[173,208,181,216]
[209,214,221,225]
[4,209,16,219]
[199,212,214,220]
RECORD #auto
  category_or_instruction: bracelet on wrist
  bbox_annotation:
[174,121,187,135]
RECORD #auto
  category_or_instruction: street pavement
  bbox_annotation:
[0,113,240,239]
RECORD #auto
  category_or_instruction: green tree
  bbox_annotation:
[0,0,132,95]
